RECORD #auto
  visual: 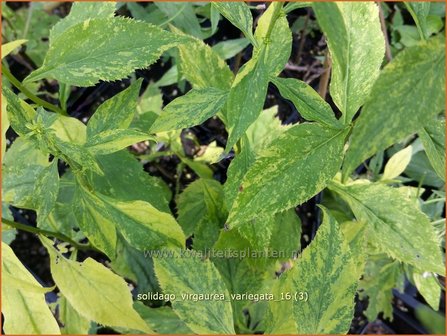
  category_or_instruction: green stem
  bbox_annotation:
[2,66,66,115]
[2,217,99,252]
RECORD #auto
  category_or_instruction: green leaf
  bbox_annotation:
[35,159,60,225]
[212,38,250,60]
[155,2,203,38]
[150,87,228,133]
[49,2,116,42]
[343,37,445,179]
[133,302,192,334]
[40,236,152,333]
[92,151,171,212]
[419,117,446,181]
[25,17,189,86]
[1,39,27,59]
[313,2,385,123]
[405,2,431,40]
[413,271,441,311]
[58,295,91,334]
[74,184,117,258]
[290,208,362,334]
[3,138,50,209]
[359,254,404,321]
[3,86,36,137]
[329,181,445,275]
[1,94,9,160]
[87,79,142,137]
[264,272,297,334]
[86,129,152,155]
[212,2,255,45]
[176,28,234,90]
[77,182,184,253]
[225,49,270,151]
[271,77,340,128]
[2,242,60,334]
[153,250,236,334]
[227,123,349,228]
[254,2,292,76]
[110,234,161,294]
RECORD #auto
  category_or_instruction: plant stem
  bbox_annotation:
[2,217,99,252]
[2,66,66,115]
[378,3,393,62]
[318,49,332,99]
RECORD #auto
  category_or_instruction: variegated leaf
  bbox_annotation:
[291,208,362,334]
[40,237,152,333]
[86,129,152,155]
[87,79,142,137]
[176,28,234,90]
[329,180,445,275]
[343,37,445,179]
[313,2,385,123]
[419,117,446,181]
[227,123,349,228]
[150,87,228,133]
[271,77,340,128]
[153,250,236,334]
[75,182,185,258]
[2,242,60,334]
[25,18,189,86]
[212,2,255,44]
[49,2,116,42]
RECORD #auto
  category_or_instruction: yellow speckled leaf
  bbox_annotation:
[227,123,349,228]
[291,208,362,334]
[25,17,189,86]
[313,2,385,123]
[343,37,445,179]
[329,181,445,275]
[153,250,235,334]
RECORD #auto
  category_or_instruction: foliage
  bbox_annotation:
[1,1,445,334]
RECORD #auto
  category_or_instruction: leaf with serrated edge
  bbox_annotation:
[150,87,228,133]
[343,37,445,179]
[87,79,142,137]
[25,18,189,86]
[227,123,349,228]
[35,159,60,225]
[313,2,384,123]
[49,2,116,42]
[2,242,60,334]
[329,180,445,275]
[153,250,235,334]
[291,208,361,334]
[40,237,152,333]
